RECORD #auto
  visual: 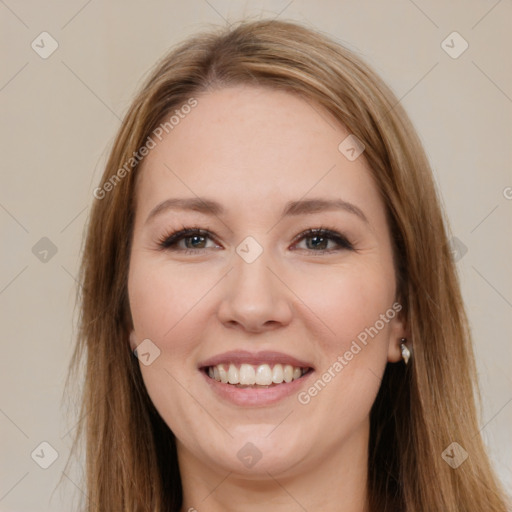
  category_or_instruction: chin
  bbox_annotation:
[195,423,312,478]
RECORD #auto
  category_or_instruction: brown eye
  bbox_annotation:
[304,234,330,250]
[183,234,208,249]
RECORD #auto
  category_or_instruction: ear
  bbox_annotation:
[387,306,409,363]
[129,330,138,351]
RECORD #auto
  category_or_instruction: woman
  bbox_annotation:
[67,19,510,511]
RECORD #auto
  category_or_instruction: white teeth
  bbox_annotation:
[239,364,256,385]
[255,364,273,385]
[207,362,308,386]
[283,364,294,383]
[228,364,239,384]
[272,364,284,384]
[218,365,228,383]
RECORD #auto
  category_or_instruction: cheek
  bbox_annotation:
[128,258,218,437]
[291,265,396,427]
[128,257,216,341]
[291,259,396,353]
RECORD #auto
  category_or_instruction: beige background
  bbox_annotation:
[1,1,511,510]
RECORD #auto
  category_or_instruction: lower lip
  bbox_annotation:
[201,370,314,407]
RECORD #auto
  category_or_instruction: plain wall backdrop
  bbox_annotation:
[1,1,511,510]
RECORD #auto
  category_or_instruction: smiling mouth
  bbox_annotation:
[203,363,312,388]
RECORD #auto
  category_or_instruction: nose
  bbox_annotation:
[217,252,293,333]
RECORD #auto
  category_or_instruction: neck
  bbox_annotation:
[178,422,370,512]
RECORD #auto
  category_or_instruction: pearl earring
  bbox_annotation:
[400,338,411,365]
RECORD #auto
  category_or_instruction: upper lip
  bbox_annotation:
[198,350,314,369]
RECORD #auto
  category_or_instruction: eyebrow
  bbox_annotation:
[145,197,369,225]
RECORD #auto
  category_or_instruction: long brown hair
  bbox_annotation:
[66,19,510,511]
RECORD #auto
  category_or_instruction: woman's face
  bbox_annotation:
[128,85,406,478]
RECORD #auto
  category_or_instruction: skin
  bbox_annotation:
[128,85,407,512]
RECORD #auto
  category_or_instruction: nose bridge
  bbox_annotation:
[217,242,293,331]
[233,248,273,294]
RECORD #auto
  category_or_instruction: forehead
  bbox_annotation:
[135,85,381,220]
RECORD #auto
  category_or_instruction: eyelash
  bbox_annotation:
[157,225,354,255]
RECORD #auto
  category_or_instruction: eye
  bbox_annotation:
[292,228,353,253]
[157,227,220,253]
[157,226,353,255]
